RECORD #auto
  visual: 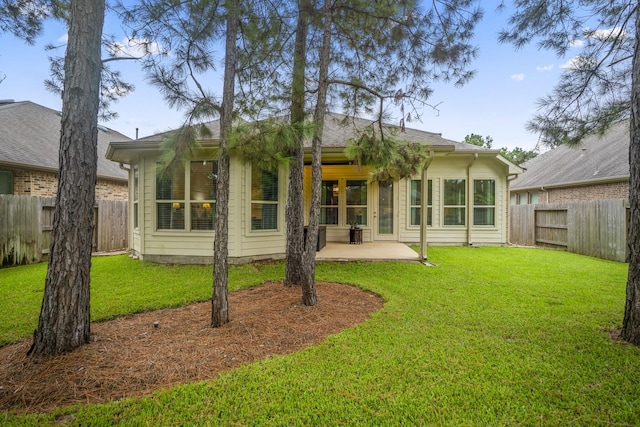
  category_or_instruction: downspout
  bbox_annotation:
[467,153,478,245]
[420,150,435,262]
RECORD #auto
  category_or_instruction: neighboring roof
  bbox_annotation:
[109,112,522,173]
[511,120,629,191]
[0,100,130,181]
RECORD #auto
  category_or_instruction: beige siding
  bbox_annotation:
[397,155,509,246]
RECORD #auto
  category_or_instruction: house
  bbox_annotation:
[510,120,629,205]
[106,113,522,264]
[0,100,129,199]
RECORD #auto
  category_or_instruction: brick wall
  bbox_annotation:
[547,180,629,203]
[5,167,128,200]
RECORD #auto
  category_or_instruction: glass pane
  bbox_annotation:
[346,180,367,205]
[156,163,185,200]
[378,181,393,234]
[444,207,465,226]
[320,207,338,225]
[322,180,339,206]
[474,180,495,205]
[157,202,185,230]
[444,179,465,205]
[191,160,217,201]
[410,180,421,205]
[474,207,495,226]
[191,202,215,230]
[0,171,13,194]
[410,207,420,226]
[133,203,139,229]
[252,164,278,202]
[251,203,277,230]
[133,166,139,201]
[347,207,367,226]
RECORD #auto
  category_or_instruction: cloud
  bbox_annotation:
[588,27,626,42]
[560,56,597,70]
[107,38,164,59]
[569,39,584,48]
[57,33,68,43]
[511,73,525,81]
[536,65,553,72]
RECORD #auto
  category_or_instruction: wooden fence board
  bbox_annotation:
[510,199,628,262]
[0,195,128,268]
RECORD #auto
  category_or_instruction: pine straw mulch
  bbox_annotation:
[0,281,383,414]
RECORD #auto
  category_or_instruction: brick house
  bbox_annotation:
[510,120,629,204]
[0,100,129,200]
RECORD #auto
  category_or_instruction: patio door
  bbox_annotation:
[374,180,397,241]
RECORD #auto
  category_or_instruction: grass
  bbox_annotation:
[1,247,639,426]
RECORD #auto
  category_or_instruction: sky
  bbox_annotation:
[0,3,580,152]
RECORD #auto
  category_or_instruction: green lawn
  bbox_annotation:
[1,247,638,426]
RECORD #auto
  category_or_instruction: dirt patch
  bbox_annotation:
[0,281,383,414]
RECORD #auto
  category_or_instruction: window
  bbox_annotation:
[133,166,139,229]
[410,179,432,226]
[0,171,13,194]
[346,180,367,226]
[251,163,278,230]
[190,160,217,230]
[474,179,495,226]
[444,179,466,226]
[156,162,185,230]
[155,160,217,231]
[320,180,339,225]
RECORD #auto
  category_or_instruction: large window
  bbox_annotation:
[155,160,217,231]
[410,179,432,226]
[320,180,339,225]
[133,166,139,229]
[156,162,185,230]
[444,179,466,226]
[0,171,13,194]
[251,163,278,230]
[346,180,367,226]
[190,160,217,230]
[474,179,495,226]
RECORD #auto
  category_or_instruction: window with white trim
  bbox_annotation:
[410,179,432,226]
[133,165,139,229]
[250,163,278,230]
[444,179,466,226]
[190,160,217,230]
[474,179,495,226]
[155,160,217,231]
[346,180,367,226]
[320,180,339,225]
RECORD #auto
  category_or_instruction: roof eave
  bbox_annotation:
[511,174,629,192]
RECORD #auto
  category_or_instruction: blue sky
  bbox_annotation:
[0,3,578,152]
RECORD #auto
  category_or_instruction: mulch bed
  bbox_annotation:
[0,281,383,414]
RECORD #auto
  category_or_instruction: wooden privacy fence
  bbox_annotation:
[510,199,628,262]
[0,195,128,268]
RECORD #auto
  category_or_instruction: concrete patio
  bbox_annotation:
[315,242,421,262]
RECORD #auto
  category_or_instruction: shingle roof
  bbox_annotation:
[137,112,490,153]
[510,120,629,190]
[0,100,129,181]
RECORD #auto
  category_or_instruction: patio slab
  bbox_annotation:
[315,242,421,262]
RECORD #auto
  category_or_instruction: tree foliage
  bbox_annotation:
[500,0,640,346]
[498,0,635,147]
[463,133,537,165]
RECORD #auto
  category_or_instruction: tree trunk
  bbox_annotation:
[300,0,333,305]
[29,0,105,356]
[284,0,310,286]
[622,7,640,345]
[212,0,238,328]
